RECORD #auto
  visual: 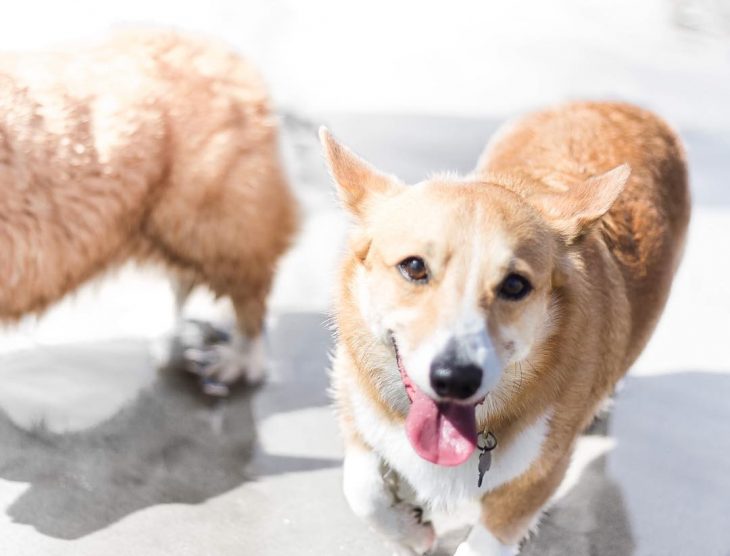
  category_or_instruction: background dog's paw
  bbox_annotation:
[184,333,268,393]
[185,343,249,384]
[150,319,229,372]
[156,319,268,396]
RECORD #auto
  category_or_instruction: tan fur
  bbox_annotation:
[0,30,297,340]
[325,101,689,549]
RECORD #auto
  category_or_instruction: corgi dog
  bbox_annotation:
[321,101,689,555]
[0,31,297,387]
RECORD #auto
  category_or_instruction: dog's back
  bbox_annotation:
[0,31,296,320]
[478,101,690,366]
[0,35,166,317]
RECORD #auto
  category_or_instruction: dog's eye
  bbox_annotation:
[398,257,429,283]
[498,273,532,301]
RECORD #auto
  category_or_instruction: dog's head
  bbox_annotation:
[321,128,629,466]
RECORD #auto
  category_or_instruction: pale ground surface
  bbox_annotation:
[1,2,730,555]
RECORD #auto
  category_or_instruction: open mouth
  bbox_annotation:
[392,337,481,466]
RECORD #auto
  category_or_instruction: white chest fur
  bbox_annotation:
[349,383,551,514]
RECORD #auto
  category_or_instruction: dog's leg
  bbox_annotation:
[143,142,295,389]
[343,444,435,556]
[143,157,293,390]
[172,273,197,334]
[185,327,267,385]
[181,283,270,389]
[454,451,571,555]
[153,271,265,391]
[150,273,201,371]
[227,288,269,383]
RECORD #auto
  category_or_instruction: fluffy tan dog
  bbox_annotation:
[322,102,689,555]
[0,31,297,385]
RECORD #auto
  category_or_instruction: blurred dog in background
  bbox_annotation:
[0,30,297,389]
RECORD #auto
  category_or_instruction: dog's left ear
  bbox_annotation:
[530,164,630,241]
[319,127,402,219]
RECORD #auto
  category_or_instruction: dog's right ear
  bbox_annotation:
[319,127,402,219]
[529,164,631,242]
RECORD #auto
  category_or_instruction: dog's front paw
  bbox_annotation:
[167,319,267,395]
[184,332,267,392]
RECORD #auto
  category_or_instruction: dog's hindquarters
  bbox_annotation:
[140,40,298,382]
[599,106,691,367]
[143,131,296,338]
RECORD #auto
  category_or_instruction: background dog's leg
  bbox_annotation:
[142,138,295,390]
[150,272,199,371]
[342,443,435,556]
[172,273,197,334]
[180,278,271,388]
[225,283,270,384]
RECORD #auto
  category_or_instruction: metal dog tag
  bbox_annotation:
[477,431,497,488]
[477,451,491,488]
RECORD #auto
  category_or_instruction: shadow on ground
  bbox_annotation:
[437,371,730,555]
[0,312,338,540]
[520,433,635,556]
[2,308,729,555]
[521,370,730,556]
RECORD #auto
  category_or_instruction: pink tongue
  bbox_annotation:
[405,382,478,466]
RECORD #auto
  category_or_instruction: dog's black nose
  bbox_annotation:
[429,360,482,400]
